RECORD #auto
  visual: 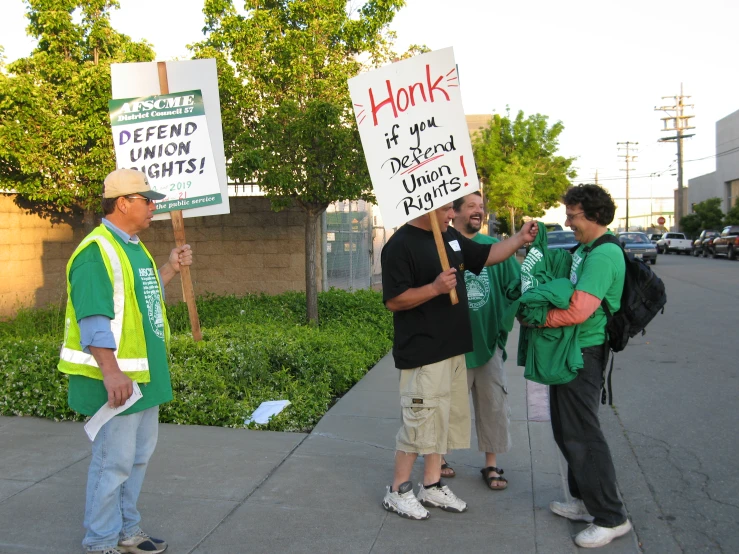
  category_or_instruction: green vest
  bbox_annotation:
[58,225,169,382]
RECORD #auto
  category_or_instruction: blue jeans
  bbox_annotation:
[83,406,159,551]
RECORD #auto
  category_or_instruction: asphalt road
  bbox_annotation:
[599,251,739,553]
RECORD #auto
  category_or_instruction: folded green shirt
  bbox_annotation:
[506,222,583,385]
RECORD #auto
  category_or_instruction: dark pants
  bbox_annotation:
[550,344,626,528]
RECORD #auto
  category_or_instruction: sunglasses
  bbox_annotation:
[125,195,154,205]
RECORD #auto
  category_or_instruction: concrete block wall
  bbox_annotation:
[0,196,88,317]
[0,195,318,319]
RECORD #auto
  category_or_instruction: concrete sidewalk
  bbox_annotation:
[0,328,641,553]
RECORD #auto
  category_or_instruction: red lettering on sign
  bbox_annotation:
[369,65,452,126]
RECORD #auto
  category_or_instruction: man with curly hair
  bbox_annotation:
[542,184,632,548]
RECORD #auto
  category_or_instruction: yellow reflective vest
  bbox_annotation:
[58,225,170,382]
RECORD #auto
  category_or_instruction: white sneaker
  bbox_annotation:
[417,483,468,513]
[382,481,429,520]
[549,498,594,522]
[575,520,633,548]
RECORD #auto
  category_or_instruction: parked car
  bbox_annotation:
[711,224,739,260]
[703,235,718,258]
[617,232,658,265]
[544,223,564,232]
[546,230,578,250]
[692,230,719,257]
[656,232,692,254]
[648,233,662,244]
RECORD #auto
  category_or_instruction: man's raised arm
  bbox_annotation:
[485,221,538,266]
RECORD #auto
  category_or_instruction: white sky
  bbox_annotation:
[2,0,738,227]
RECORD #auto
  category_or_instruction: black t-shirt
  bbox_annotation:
[381,224,491,369]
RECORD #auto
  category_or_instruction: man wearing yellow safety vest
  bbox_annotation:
[58,168,192,554]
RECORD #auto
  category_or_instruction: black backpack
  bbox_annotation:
[582,234,667,403]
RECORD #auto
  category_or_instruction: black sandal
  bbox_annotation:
[481,466,508,490]
[441,461,456,478]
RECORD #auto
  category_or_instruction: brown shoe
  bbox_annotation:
[118,530,167,554]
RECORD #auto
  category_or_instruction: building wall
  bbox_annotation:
[729,179,739,210]
[716,109,739,211]
[0,195,317,319]
[466,114,491,139]
[0,196,87,317]
[684,108,739,214]
[688,172,721,208]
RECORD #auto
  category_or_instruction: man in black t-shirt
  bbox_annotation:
[380,203,537,520]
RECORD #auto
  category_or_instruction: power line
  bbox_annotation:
[683,145,739,163]
[574,164,675,182]
[571,145,739,184]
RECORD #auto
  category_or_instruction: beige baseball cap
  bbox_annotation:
[102,169,166,200]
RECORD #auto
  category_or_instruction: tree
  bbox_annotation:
[679,213,702,238]
[193,0,406,324]
[473,109,576,232]
[691,197,724,230]
[680,197,726,238]
[0,0,154,231]
[724,198,739,225]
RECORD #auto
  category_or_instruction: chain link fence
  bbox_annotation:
[322,200,392,292]
[228,184,390,292]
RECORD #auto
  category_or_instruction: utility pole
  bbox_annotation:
[617,142,638,231]
[655,83,695,230]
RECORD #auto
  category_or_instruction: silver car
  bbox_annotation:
[617,232,658,265]
[547,231,579,250]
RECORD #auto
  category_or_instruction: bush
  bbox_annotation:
[0,304,66,338]
[0,289,392,432]
[0,337,82,421]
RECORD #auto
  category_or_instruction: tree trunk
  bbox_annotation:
[305,209,321,325]
[83,208,96,235]
[510,207,516,234]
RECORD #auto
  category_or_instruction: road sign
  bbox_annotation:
[657,216,666,225]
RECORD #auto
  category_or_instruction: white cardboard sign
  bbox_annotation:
[348,47,479,229]
[108,90,222,213]
[110,59,230,219]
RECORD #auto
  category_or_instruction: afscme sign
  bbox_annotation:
[109,89,221,213]
[110,59,230,220]
[119,94,196,113]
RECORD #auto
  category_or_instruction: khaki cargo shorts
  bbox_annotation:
[396,354,471,455]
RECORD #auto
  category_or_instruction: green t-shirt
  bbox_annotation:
[464,234,520,367]
[570,233,625,348]
[67,233,172,416]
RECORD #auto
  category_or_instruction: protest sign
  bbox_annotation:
[109,90,222,214]
[348,47,479,230]
[110,59,229,220]
[109,60,228,342]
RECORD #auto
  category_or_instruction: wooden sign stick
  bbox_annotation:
[428,208,459,305]
[158,61,203,341]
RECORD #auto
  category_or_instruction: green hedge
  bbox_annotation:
[0,289,393,432]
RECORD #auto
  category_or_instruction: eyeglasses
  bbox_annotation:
[125,195,154,205]
[565,211,585,221]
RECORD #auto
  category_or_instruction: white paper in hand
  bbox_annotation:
[84,382,143,442]
[244,400,291,425]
